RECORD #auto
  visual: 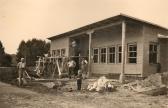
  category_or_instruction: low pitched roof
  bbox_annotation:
[48,13,168,40]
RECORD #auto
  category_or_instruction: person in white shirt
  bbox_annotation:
[67,58,76,79]
[17,58,26,86]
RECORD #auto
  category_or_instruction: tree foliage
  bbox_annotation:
[16,38,50,66]
[0,40,12,67]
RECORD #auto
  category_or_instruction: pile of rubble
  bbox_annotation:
[87,76,116,92]
[123,72,168,96]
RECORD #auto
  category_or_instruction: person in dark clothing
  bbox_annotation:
[77,70,82,90]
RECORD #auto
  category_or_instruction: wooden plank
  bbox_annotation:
[69,21,122,38]
[119,21,126,83]
[87,30,94,77]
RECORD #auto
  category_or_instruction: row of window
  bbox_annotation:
[93,43,158,64]
[52,49,66,57]
[93,44,137,64]
[51,43,158,64]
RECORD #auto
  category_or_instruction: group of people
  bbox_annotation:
[17,57,88,90]
[67,57,88,90]
[67,57,88,79]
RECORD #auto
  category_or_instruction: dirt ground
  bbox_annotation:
[0,79,168,108]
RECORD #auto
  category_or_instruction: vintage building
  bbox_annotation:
[48,14,168,77]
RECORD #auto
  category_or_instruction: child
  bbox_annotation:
[80,57,88,79]
[77,70,82,90]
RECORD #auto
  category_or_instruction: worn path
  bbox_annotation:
[0,81,168,108]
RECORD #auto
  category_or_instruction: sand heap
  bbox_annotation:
[123,72,168,96]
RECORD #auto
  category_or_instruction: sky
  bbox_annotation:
[0,0,168,54]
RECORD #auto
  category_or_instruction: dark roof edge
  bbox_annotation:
[48,13,168,40]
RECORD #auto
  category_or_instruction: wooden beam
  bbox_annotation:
[119,21,126,83]
[69,21,122,38]
[158,34,168,38]
[94,21,122,31]
[87,30,94,77]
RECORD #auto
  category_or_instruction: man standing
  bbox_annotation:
[17,58,26,87]
[67,58,76,79]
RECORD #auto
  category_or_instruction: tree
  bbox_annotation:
[1,54,12,66]
[16,39,50,66]
[16,40,26,62]
[0,40,12,67]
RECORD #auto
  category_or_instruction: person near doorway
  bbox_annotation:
[67,58,76,79]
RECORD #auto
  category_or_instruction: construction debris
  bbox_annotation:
[123,73,168,96]
[40,80,64,89]
[87,76,116,92]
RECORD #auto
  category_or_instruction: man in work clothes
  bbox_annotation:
[67,58,76,79]
[17,58,26,87]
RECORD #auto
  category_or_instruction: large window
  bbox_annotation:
[128,43,137,63]
[108,46,116,63]
[117,46,122,63]
[93,48,99,63]
[100,48,107,63]
[149,43,157,64]
[56,49,61,56]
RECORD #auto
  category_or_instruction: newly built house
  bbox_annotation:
[48,14,168,77]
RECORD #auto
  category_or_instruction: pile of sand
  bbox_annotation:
[123,72,168,96]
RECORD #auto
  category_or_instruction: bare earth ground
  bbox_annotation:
[0,79,168,108]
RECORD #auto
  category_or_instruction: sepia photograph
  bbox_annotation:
[0,0,168,108]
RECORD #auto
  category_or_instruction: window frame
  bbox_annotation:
[127,43,137,64]
[108,46,116,64]
[149,42,158,64]
[93,48,99,63]
[117,45,122,63]
[100,47,107,63]
[56,49,61,57]
[61,48,66,57]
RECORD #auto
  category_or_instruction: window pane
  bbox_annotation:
[119,46,122,52]
[149,45,153,51]
[119,53,122,63]
[93,49,99,63]
[93,55,98,63]
[149,43,157,64]
[94,49,98,54]
[129,58,137,63]
[128,44,137,63]
[129,52,137,57]
[154,45,157,52]
[109,47,115,63]
[100,48,107,63]
[61,49,65,56]
[109,54,115,63]
[56,49,60,56]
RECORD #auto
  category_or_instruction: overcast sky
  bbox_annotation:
[0,0,168,54]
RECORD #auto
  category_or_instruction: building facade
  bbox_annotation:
[48,14,168,77]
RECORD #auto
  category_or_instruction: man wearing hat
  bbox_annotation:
[17,58,26,86]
